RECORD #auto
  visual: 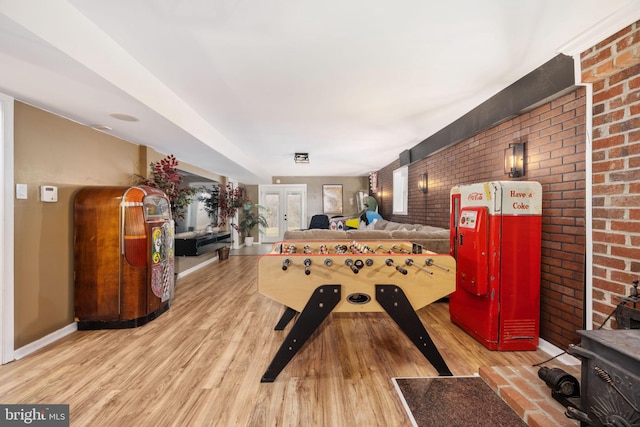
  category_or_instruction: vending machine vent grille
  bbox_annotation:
[503,319,536,340]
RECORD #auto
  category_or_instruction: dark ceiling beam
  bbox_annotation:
[401,54,575,165]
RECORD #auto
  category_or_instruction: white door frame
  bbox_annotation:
[260,184,307,242]
[1,93,15,364]
[228,178,240,249]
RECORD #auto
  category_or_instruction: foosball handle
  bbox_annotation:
[345,259,359,274]
[385,258,407,275]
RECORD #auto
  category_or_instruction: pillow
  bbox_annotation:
[365,211,383,224]
[359,219,378,230]
[373,219,390,230]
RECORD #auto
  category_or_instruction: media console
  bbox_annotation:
[174,231,231,256]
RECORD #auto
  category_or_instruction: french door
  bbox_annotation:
[260,185,307,243]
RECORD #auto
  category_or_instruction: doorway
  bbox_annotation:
[260,185,307,243]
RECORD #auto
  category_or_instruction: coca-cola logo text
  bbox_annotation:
[467,192,483,201]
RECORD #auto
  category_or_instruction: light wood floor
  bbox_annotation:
[175,243,272,274]
[0,255,556,426]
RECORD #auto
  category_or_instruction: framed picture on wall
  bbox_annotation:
[323,184,343,214]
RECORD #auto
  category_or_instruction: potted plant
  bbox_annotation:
[135,154,196,223]
[199,185,220,229]
[238,202,268,246]
[217,184,247,231]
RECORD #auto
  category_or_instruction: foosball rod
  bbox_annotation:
[405,259,433,274]
[426,258,449,272]
[391,244,410,254]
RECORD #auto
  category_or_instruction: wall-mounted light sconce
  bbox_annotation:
[418,173,428,193]
[504,142,525,178]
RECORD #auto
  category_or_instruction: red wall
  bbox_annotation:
[375,89,587,349]
[374,19,640,351]
[581,21,640,329]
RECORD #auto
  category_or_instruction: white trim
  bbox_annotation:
[0,93,15,364]
[14,252,221,359]
[583,79,594,331]
[392,374,481,427]
[564,40,594,330]
[228,178,240,250]
[557,2,640,56]
[176,255,219,278]
[391,377,419,427]
[538,338,581,366]
[14,323,77,360]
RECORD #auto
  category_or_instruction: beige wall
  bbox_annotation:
[14,102,142,348]
[272,176,369,223]
[12,102,230,349]
[11,102,368,349]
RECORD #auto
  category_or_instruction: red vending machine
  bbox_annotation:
[449,181,542,350]
[74,185,175,329]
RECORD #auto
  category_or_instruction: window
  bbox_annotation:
[393,166,408,215]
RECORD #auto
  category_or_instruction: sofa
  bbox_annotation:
[283,219,450,254]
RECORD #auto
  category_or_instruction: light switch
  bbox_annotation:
[16,183,28,200]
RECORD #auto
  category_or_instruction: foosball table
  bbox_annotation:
[258,239,456,382]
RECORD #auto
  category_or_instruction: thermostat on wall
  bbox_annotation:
[40,185,58,202]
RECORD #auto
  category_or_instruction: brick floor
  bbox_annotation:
[478,365,581,427]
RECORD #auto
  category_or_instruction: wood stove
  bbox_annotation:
[567,329,640,426]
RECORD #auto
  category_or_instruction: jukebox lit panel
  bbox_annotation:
[120,186,175,320]
[74,185,174,329]
[143,192,175,307]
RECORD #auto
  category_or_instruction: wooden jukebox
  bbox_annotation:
[74,185,175,329]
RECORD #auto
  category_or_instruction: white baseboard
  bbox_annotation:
[176,255,219,278]
[11,302,581,370]
[14,322,78,360]
[538,338,581,366]
[14,255,219,360]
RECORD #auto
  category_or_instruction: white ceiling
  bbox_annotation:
[1,1,639,184]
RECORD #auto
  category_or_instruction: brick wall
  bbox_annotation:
[375,89,587,349]
[581,20,640,329]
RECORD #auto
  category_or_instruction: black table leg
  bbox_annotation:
[376,284,453,376]
[261,285,341,382]
[274,307,298,330]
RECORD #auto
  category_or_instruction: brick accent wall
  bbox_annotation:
[376,89,587,349]
[581,20,640,329]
